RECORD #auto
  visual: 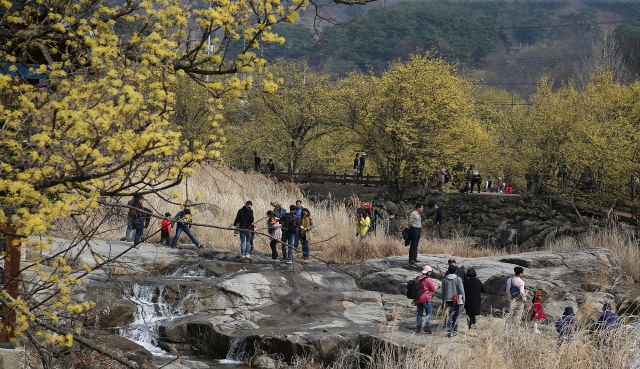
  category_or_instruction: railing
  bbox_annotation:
[267,172,385,185]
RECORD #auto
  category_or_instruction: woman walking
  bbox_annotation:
[299,208,314,260]
[414,265,437,334]
[462,268,484,336]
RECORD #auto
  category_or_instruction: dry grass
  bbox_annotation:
[286,317,640,369]
[546,227,640,281]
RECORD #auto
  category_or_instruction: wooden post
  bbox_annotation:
[0,222,20,343]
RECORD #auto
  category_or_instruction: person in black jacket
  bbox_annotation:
[279,205,300,263]
[434,204,443,239]
[444,258,466,280]
[462,268,484,335]
[353,154,361,179]
[131,196,151,246]
[233,201,255,258]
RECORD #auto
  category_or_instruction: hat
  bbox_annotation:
[422,266,432,274]
[534,289,543,297]
[563,307,575,316]
[603,303,612,310]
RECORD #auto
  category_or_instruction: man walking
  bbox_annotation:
[434,204,443,239]
[444,258,466,280]
[505,266,527,328]
[280,205,300,264]
[233,201,256,258]
[170,208,202,249]
[442,265,465,337]
[122,196,137,242]
[408,202,423,264]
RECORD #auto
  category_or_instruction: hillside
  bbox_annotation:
[267,0,640,95]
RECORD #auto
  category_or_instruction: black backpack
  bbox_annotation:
[281,213,299,232]
[406,278,421,300]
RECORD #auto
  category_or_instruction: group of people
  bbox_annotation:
[353,153,367,179]
[412,263,623,341]
[122,195,202,249]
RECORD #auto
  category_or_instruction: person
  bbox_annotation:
[158,212,172,247]
[170,208,202,249]
[299,208,313,260]
[463,268,484,335]
[280,205,300,264]
[356,208,370,243]
[437,169,446,191]
[460,182,471,193]
[370,205,385,236]
[408,202,423,264]
[131,196,149,245]
[505,266,527,328]
[442,265,465,337]
[414,265,438,334]
[465,165,474,192]
[233,201,255,258]
[505,174,513,194]
[555,307,578,344]
[360,153,366,177]
[122,197,137,242]
[434,204,443,239]
[485,178,493,191]
[267,159,276,172]
[471,167,481,194]
[529,289,546,333]
[444,258,466,280]
[353,153,361,179]
[267,210,281,260]
[271,201,286,218]
[294,200,303,249]
[596,303,620,330]
[253,151,261,171]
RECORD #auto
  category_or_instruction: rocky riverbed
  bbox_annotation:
[42,238,640,369]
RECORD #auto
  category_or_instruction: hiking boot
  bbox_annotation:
[416,325,422,334]
[408,259,416,264]
[423,325,433,334]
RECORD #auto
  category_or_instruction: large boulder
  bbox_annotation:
[358,268,416,295]
[96,298,137,328]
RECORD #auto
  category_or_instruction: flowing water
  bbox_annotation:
[118,284,191,357]
[217,337,248,365]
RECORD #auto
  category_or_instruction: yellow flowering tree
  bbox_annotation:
[0,0,307,365]
[338,52,488,200]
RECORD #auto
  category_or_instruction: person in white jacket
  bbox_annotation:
[442,265,466,337]
[505,266,527,329]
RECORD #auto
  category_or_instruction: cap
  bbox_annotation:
[422,266,432,274]
[563,307,575,316]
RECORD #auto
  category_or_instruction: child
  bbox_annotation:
[555,307,578,344]
[267,210,281,260]
[159,212,172,247]
[529,289,546,333]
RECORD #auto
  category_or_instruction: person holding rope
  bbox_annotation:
[170,208,202,249]
[280,205,300,264]
[234,201,256,258]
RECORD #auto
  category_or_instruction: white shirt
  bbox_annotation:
[506,276,526,302]
[409,210,422,228]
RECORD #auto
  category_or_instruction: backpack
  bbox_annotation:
[509,277,521,300]
[281,213,299,232]
[407,278,421,300]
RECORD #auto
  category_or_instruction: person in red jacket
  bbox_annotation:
[159,212,172,247]
[529,289,546,333]
[415,265,438,334]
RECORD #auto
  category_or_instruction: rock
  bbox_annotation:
[516,221,536,244]
[343,302,386,325]
[198,260,257,277]
[498,229,517,246]
[358,268,416,295]
[252,355,280,369]
[96,298,137,328]
[385,201,400,215]
[92,333,152,367]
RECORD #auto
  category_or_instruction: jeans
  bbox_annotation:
[239,231,251,255]
[416,302,432,327]
[409,227,421,261]
[133,228,144,245]
[446,301,461,333]
[435,224,442,238]
[281,232,295,260]
[125,221,134,240]
[171,226,200,248]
